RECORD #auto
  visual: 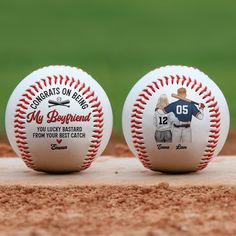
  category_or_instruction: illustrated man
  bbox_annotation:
[158,88,205,143]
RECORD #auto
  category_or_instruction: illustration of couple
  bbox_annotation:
[153,88,204,144]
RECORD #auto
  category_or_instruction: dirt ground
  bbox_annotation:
[0,132,235,236]
[0,185,235,236]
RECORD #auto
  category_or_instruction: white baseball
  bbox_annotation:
[5,65,113,173]
[122,65,229,173]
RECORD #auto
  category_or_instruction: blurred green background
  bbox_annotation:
[0,0,235,138]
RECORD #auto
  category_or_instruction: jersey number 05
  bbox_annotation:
[176,105,188,115]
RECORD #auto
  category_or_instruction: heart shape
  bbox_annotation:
[56,139,62,144]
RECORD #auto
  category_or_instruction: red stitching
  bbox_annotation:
[131,120,142,126]
[22,93,32,100]
[208,140,218,144]
[85,91,95,100]
[136,98,147,105]
[92,107,103,113]
[59,75,63,84]
[74,80,80,89]
[176,75,181,84]
[15,109,26,115]
[130,74,221,171]
[132,135,144,140]
[132,109,143,115]
[26,89,35,96]
[210,129,220,135]
[82,86,91,96]
[199,86,207,95]
[131,130,142,135]
[14,124,25,129]
[15,130,26,135]
[147,85,156,93]
[208,101,218,108]
[181,75,187,85]
[89,96,98,104]
[76,83,104,171]
[21,153,31,158]
[64,76,70,85]
[16,103,27,110]
[195,82,202,92]
[210,113,220,119]
[209,134,220,139]
[158,78,164,86]
[20,149,30,155]
[91,139,102,144]
[207,144,217,149]
[51,75,57,84]
[93,118,104,123]
[131,114,142,119]
[36,81,43,89]
[93,112,103,118]
[91,101,101,108]
[163,76,169,85]
[17,145,29,150]
[14,74,104,171]
[152,81,159,89]
[30,85,39,93]
[134,103,145,110]
[93,129,103,135]
[139,93,149,100]
[48,76,53,85]
[204,149,215,154]
[170,75,174,85]
[143,88,152,96]
[69,77,75,86]
[131,124,142,129]
[210,123,220,129]
[134,145,145,150]
[186,77,192,87]
[15,135,27,140]
[79,82,85,92]
[209,107,219,113]
[203,91,211,99]
[15,113,25,119]
[92,134,103,139]
[14,119,25,125]
[41,78,47,86]
[191,79,197,89]
[16,140,27,145]
[94,123,103,128]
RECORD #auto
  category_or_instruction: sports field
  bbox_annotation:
[0,0,235,135]
[0,2,236,235]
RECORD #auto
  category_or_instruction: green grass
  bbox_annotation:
[0,0,236,136]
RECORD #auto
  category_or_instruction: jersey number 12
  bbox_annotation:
[159,117,168,125]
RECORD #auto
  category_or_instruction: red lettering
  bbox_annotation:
[26,111,43,124]
[47,109,91,124]
[47,109,58,123]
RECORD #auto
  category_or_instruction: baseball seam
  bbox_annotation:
[14,75,104,171]
[130,75,221,171]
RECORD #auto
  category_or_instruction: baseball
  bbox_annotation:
[122,65,230,173]
[5,65,113,173]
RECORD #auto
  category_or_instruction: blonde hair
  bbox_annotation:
[156,94,169,109]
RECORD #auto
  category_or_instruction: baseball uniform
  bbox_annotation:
[164,100,203,143]
[153,110,178,143]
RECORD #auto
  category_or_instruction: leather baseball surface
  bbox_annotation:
[5,65,113,173]
[122,65,229,173]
